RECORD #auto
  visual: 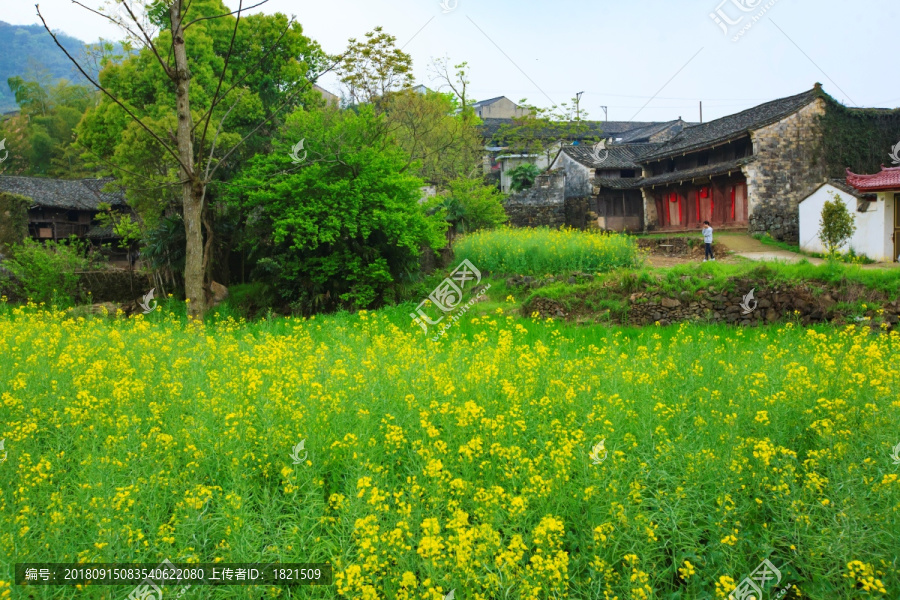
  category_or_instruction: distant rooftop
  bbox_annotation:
[471,97,507,107]
[0,176,126,211]
[480,118,672,143]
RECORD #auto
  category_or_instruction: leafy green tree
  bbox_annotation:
[4,237,96,305]
[382,88,483,187]
[430,57,476,115]
[428,177,507,242]
[508,163,541,192]
[336,27,413,105]
[493,98,598,167]
[819,192,857,259]
[44,0,329,317]
[4,76,96,176]
[0,116,31,176]
[228,105,445,312]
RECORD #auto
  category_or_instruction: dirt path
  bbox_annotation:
[715,233,825,265]
[643,232,900,268]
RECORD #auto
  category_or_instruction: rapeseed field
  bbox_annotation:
[453,228,641,275]
[1,302,899,599]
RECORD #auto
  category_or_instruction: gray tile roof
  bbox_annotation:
[642,87,819,161]
[0,176,126,211]
[472,97,507,107]
[640,156,755,188]
[562,143,664,169]
[480,118,668,142]
[616,119,692,143]
[595,177,645,190]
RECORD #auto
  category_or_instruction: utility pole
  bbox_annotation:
[575,91,584,120]
[699,101,703,123]
[601,105,608,121]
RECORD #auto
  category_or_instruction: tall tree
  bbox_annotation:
[5,76,96,176]
[39,0,332,317]
[336,27,413,106]
[429,57,475,115]
[381,88,483,188]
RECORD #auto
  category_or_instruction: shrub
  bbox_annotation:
[229,105,445,313]
[0,192,29,251]
[453,227,641,275]
[819,193,856,259]
[3,237,93,305]
[508,163,541,192]
[426,178,508,240]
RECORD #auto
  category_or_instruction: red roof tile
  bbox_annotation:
[846,165,900,192]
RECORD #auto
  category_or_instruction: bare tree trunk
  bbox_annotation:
[171,1,206,319]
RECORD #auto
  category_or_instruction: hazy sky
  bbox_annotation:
[6,0,900,122]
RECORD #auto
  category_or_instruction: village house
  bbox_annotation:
[549,144,657,232]
[798,180,880,258]
[838,166,900,262]
[507,84,900,240]
[0,175,130,248]
[635,88,830,238]
[485,118,688,193]
[635,84,900,241]
[471,96,530,120]
[504,119,686,230]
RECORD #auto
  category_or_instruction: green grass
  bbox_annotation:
[517,260,900,325]
[754,233,877,264]
[594,260,900,298]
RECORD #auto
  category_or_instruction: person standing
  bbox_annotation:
[702,221,715,262]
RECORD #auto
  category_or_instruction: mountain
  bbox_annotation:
[0,21,100,112]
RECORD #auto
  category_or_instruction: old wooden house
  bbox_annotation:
[634,89,824,235]
[550,144,652,231]
[634,84,899,241]
[506,84,900,241]
[0,175,129,245]
[545,120,689,231]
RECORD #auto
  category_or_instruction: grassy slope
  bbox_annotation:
[518,261,900,322]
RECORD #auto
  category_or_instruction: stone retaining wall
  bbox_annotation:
[526,280,900,330]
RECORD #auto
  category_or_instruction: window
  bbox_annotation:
[67,211,80,222]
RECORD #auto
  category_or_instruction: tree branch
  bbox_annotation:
[72,0,173,78]
[206,57,344,181]
[196,0,243,168]
[203,91,246,184]
[35,4,189,173]
[190,14,297,134]
[182,0,270,30]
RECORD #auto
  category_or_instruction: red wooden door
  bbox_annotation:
[667,191,683,226]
